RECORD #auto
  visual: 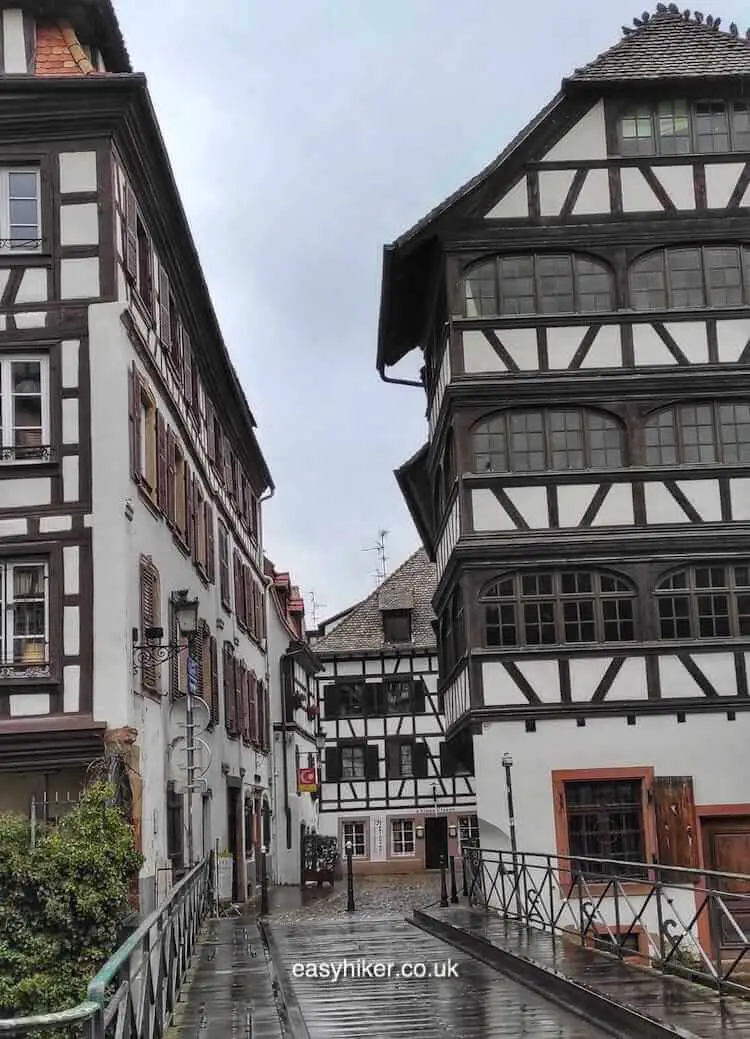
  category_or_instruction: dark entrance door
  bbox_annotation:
[703,816,750,952]
[226,785,241,902]
[424,816,448,870]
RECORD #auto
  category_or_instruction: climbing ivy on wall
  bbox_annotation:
[0,781,143,1022]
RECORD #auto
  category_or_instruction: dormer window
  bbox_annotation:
[382,609,411,643]
[617,99,750,156]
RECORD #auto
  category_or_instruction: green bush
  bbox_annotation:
[0,781,143,1021]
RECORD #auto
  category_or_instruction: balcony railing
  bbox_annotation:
[0,854,212,1037]
[464,847,750,999]
[0,445,52,463]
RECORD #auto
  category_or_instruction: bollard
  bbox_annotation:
[462,853,468,897]
[449,855,459,904]
[260,846,269,916]
[345,840,355,912]
[439,853,449,907]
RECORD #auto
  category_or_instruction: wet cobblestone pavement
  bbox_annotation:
[268,872,442,922]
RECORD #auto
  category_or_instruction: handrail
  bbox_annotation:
[463,846,750,1000]
[0,855,212,1036]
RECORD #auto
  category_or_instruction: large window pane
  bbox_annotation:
[656,100,690,155]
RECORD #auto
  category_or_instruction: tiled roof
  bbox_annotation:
[311,549,436,654]
[569,8,750,82]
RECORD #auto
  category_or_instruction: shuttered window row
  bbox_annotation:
[232,548,266,641]
[221,643,271,748]
[120,168,259,547]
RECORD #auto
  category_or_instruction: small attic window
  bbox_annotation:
[382,609,412,643]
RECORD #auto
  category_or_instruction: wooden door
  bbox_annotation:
[425,816,447,870]
[702,817,750,949]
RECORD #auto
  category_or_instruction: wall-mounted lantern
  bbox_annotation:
[448,824,457,839]
[415,824,425,839]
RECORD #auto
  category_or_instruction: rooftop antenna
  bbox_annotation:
[363,529,389,587]
[308,590,326,628]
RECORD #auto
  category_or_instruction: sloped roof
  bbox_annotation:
[311,549,436,654]
[569,8,750,82]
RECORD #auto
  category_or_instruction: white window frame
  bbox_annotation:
[0,559,50,677]
[458,814,480,850]
[0,168,42,253]
[391,818,415,857]
[0,355,50,463]
[342,821,367,857]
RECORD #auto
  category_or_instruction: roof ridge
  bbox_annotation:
[620,7,749,41]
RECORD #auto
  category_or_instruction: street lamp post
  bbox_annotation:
[345,840,355,911]
[502,752,523,920]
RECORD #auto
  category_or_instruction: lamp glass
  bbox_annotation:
[174,596,199,636]
[502,752,513,768]
[315,729,326,752]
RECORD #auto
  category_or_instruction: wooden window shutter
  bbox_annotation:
[166,430,176,525]
[156,411,168,513]
[222,644,234,733]
[245,570,254,636]
[233,656,241,736]
[128,363,141,484]
[325,747,341,782]
[183,332,193,403]
[206,504,215,583]
[199,622,209,707]
[256,583,265,641]
[139,557,160,693]
[233,551,244,626]
[365,745,380,780]
[206,402,216,462]
[185,471,194,555]
[209,635,219,726]
[124,185,138,279]
[414,741,428,778]
[249,672,258,744]
[262,682,270,749]
[653,776,699,879]
[238,661,247,740]
[257,678,266,750]
[158,266,171,348]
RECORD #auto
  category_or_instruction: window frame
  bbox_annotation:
[340,743,366,779]
[655,563,750,641]
[458,814,480,850]
[616,98,750,157]
[630,245,750,311]
[382,609,412,643]
[471,407,625,474]
[391,818,416,857]
[0,558,50,678]
[0,355,50,463]
[0,168,42,253]
[481,570,637,649]
[342,820,367,857]
[460,253,614,318]
[644,400,750,466]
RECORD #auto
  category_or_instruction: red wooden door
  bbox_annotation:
[703,817,750,949]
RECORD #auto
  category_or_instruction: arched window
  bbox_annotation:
[462,254,613,318]
[630,245,750,310]
[472,408,624,473]
[480,571,636,648]
[644,401,750,465]
[656,564,750,640]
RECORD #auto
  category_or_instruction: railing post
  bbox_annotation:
[449,855,459,904]
[260,846,269,917]
[345,841,355,912]
[462,850,468,897]
[440,854,449,907]
[546,855,556,945]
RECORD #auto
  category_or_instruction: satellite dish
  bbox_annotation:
[169,694,211,737]
[168,735,212,783]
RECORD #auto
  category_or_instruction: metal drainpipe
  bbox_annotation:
[257,485,276,877]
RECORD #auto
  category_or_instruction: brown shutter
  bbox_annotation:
[206,504,215,583]
[139,557,160,693]
[183,332,192,403]
[125,185,138,278]
[261,680,270,750]
[240,663,249,741]
[233,656,241,736]
[206,402,216,462]
[223,644,234,734]
[256,584,265,641]
[215,426,224,482]
[209,635,219,726]
[233,551,243,626]
[158,267,171,348]
[156,412,167,512]
[249,672,257,744]
[244,570,254,636]
[653,776,699,880]
[166,430,176,525]
[185,471,194,555]
[129,363,141,483]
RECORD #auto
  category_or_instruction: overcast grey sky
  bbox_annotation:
[116,0,748,619]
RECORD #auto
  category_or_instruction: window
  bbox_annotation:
[0,357,48,462]
[472,408,623,474]
[384,678,415,713]
[618,99,750,156]
[341,744,366,779]
[440,587,466,678]
[386,738,427,778]
[564,779,645,877]
[136,218,152,311]
[459,814,480,849]
[166,781,184,867]
[382,609,412,643]
[391,819,415,856]
[481,570,636,648]
[644,401,750,465]
[174,444,187,540]
[218,523,231,609]
[462,254,613,317]
[343,822,366,857]
[630,246,750,310]
[656,564,750,640]
[0,169,41,250]
[0,560,48,675]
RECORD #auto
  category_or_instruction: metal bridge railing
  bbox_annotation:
[0,854,212,1037]
[464,847,750,999]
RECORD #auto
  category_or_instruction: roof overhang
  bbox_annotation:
[394,443,435,560]
[0,716,106,773]
[4,0,131,72]
[286,639,323,675]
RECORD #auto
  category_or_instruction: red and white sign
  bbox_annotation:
[298,767,317,793]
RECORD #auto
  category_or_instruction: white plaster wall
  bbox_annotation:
[2,9,26,73]
[541,101,607,162]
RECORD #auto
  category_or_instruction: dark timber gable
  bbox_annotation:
[377,6,750,739]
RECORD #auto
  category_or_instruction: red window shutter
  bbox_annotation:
[158,266,171,348]
[209,635,219,726]
[156,411,167,512]
[125,185,138,279]
[166,430,176,525]
[129,363,141,484]
[206,504,215,583]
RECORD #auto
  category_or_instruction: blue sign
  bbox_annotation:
[187,657,198,696]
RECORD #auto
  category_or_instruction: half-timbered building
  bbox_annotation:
[312,549,477,875]
[0,0,274,912]
[378,8,750,893]
[265,557,323,885]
